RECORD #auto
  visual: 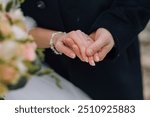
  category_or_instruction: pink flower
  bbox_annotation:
[0,64,19,84]
[0,14,11,36]
[22,42,37,61]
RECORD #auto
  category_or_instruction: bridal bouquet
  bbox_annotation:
[0,0,57,97]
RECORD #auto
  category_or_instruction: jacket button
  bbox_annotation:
[36,1,46,9]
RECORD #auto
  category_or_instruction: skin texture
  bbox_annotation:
[60,28,115,65]
[29,27,114,66]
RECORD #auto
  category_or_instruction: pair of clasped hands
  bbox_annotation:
[53,28,115,66]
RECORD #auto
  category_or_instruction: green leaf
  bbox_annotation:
[0,4,3,11]
[51,74,62,89]
[36,49,45,62]
[7,76,27,90]
[0,34,5,41]
[36,68,62,89]
[5,0,25,11]
[0,59,4,64]
[24,60,41,74]
[36,68,54,76]
[17,0,25,4]
[6,1,14,12]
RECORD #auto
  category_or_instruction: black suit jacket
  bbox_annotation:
[21,0,150,99]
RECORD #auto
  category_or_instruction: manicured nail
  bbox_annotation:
[95,55,100,62]
[90,60,96,66]
[70,54,76,59]
[85,57,89,63]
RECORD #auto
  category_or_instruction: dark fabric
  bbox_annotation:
[21,0,150,99]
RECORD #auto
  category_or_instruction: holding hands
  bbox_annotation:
[53,28,115,66]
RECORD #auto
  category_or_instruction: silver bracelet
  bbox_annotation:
[49,32,63,55]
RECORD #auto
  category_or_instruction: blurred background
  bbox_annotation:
[139,20,150,100]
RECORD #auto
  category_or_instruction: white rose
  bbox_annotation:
[0,0,10,6]
[11,25,28,40]
[24,16,37,32]
[0,41,18,60]
[12,9,24,19]
[16,59,27,74]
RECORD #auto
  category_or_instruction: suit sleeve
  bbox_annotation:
[90,0,150,59]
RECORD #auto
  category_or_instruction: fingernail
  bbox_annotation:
[88,49,93,55]
[70,54,76,59]
[90,60,96,66]
[95,56,100,62]
[85,57,88,63]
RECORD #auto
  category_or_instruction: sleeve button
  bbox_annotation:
[36,1,46,9]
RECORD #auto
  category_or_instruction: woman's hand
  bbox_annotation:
[29,28,76,59]
[62,30,96,66]
[53,30,96,66]
[56,28,115,65]
[51,32,77,59]
[29,27,114,66]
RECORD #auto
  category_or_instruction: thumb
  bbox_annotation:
[89,33,95,39]
[86,38,105,56]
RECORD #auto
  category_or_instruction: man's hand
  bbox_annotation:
[86,28,115,61]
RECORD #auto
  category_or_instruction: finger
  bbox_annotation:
[69,31,84,47]
[72,44,84,61]
[69,31,88,62]
[55,41,76,59]
[80,31,93,43]
[89,33,95,39]
[94,53,100,62]
[98,45,112,61]
[76,30,88,62]
[63,38,84,61]
[86,37,108,56]
[88,56,96,66]
[63,37,75,49]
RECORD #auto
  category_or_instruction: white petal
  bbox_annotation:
[0,41,17,60]
[11,26,27,40]
[16,60,27,74]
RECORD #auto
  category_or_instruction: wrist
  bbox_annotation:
[49,31,65,55]
[51,31,64,45]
